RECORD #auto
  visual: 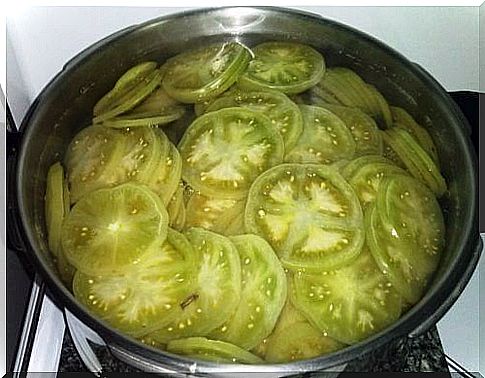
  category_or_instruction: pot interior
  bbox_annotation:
[16,6,477,372]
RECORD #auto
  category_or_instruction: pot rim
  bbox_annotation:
[15,6,480,374]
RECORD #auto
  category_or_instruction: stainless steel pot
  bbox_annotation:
[7,6,481,375]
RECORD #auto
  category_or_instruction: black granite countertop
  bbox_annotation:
[59,326,449,374]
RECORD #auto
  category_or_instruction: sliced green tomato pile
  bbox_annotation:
[84,126,162,190]
[148,228,241,343]
[380,130,406,169]
[382,128,446,196]
[285,105,355,164]
[367,175,445,304]
[390,106,439,165]
[291,247,402,344]
[342,155,408,207]
[253,301,344,363]
[65,125,124,203]
[94,61,158,116]
[245,163,364,272]
[315,67,392,128]
[112,127,163,185]
[45,162,77,287]
[239,42,325,94]
[73,229,195,336]
[93,67,163,124]
[60,181,76,286]
[146,132,183,205]
[309,85,342,106]
[45,162,66,256]
[204,90,303,151]
[266,322,342,363]
[56,246,77,288]
[50,40,450,363]
[162,42,251,103]
[209,235,287,350]
[365,84,393,129]
[178,107,284,199]
[308,100,383,157]
[102,87,186,128]
[62,183,168,276]
[65,126,176,204]
[192,85,241,116]
[185,191,246,236]
[167,337,263,364]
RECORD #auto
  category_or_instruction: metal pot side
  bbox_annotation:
[13,6,481,375]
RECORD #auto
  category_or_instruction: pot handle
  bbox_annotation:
[6,102,27,253]
[408,235,483,338]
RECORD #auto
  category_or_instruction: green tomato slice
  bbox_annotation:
[45,162,77,287]
[162,42,251,103]
[390,106,439,165]
[315,68,363,107]
[66,126,166,203]
[380,130,406,169]
[204,90,303,151]
[245,163,364,272]
[316,68,392,128]
[382,128,446,196]
[328,159,351,173]
[342,155,409,207]
[167,183,186,231]
[264,321,343,363]
[377,175,445,253]
[209,235,287,350]
[285,105,355,164]
[239,42,325,94]
[330,68,375,111]
[309,85,342,105]
[252,300,306,358]
[193,85,240,116]
[62,183,168,275]
[73,228,195,336]
[368,175,445,304]
[115,126,164,185]
[56,245,77,288]
[167,337,263,364]
[185,191,246,236]
[146,133,183,205]
[45,162,66,256]
[102,87,186,128]
[60,171,78,286]
[365,84,393,129]
[93,61,158,116]
[65,125,124,203]
[138,334,167,350]
[308,101,383,157]
[173,201,186,232]
[225,213,246,236]
[291,247,403,344]
[93,68,163,124]
[148,228,241,343]
[253,301,344,363]
[178,107,284,199]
